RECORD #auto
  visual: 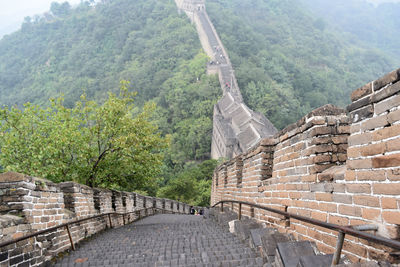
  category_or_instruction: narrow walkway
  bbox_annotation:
[54,214,263,267]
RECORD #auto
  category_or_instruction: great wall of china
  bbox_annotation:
[175,0,400,263]
[175,0,278,159]
[0,0,399,266]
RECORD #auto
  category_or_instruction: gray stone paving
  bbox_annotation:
[53,214,263,267]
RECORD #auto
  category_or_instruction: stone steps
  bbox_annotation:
[54,214,263,267]
[210,208,393,267]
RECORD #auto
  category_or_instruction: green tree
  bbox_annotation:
[0,81,167,192]
[157,160,218,206]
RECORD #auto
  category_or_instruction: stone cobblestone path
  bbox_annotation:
[54,214,263,266]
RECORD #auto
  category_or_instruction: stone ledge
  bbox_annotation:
[317,165,346,182]
[374,68,400,92]
[0,172,29,183]
[273,104,346,142]
[348,68,400,113]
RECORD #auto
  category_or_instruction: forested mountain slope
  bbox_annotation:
[0,0,399,203]
[300,0,400,59]
[206,0,398,129]
[0,0,220,202]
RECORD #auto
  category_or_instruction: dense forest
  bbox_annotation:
[207,0,398,128]
[0,0,399,205]
[300,0,400,59]
[0,0,220,205]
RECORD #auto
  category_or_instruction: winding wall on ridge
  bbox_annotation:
[175,0,278,159]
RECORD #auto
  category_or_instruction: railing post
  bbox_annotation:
[108,214,113,228]
[123,214,126,225]
[238,203,242,220]
[221,202,224,212]
[65,224,75,251]
[231,202,234,211]
[331,231,345,266]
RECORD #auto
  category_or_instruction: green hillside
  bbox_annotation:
[299,0,400,59]
[0,0,220,204]
[0,0,399,204]
[206,0,398,129]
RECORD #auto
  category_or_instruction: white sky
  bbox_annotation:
[0,0,81,38]
[1,0,400,38]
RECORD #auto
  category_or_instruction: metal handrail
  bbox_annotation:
[212,200,400,265]
[0,207,188,250]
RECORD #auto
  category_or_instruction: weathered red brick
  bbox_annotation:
[328,215,349,225]
[347,147,360,158]
[381,197,397,209]
[375,94,400,115]
[388,109,400,124]
[360,143,385,157]
[362,208,381,221]
[388,168,400,181]
[372,154,400,168]
[339,205,362,217]
[374,69,400,91]
[351,82,373,102]
[382,211,400,224]
[356,170,386,181]
[353,195,380,207]
[373,183,400,195]
[345,170,356,181]
[372,124,400,142]
[315,192,333,202]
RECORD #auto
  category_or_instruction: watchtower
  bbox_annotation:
[181,0,205,12]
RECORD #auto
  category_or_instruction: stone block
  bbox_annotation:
[351,82,373,102]
[317,165,346,182]
[388,109,400,124]
[350,105,374,123]
[360,115,389,132]
[382,211,400,224]
[372,154,400,168]
[375,94,400,115]
[374,68,400,91]
[0,173,28,183]
[348,132,372,146]
[339,205,362,217]
[372,80,400,104]
[373,183,400,195]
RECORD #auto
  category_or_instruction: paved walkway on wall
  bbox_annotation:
[54,214,263,267]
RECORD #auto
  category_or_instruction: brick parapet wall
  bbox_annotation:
[0,173,193,266]
[345,69,400,245]
[211,68,400,264]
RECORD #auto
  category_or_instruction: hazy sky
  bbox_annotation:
[1,0,400,38]
[0,0,81,38]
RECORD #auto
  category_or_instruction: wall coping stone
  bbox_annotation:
[0,172,28,183]
[217,104,347,167]
[348,68,400,112]
[274,104,346,141]
[350,68,400,103]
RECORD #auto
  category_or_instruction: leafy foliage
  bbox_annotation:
[206,0,397,129]
[0,82,167,192]
[0,0,220,202]
[157,160,218,206]
[299,0,400,59]
[0,0,399,205]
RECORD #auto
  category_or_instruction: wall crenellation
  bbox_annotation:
[211,68,400,264]
[0,173,193,267]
